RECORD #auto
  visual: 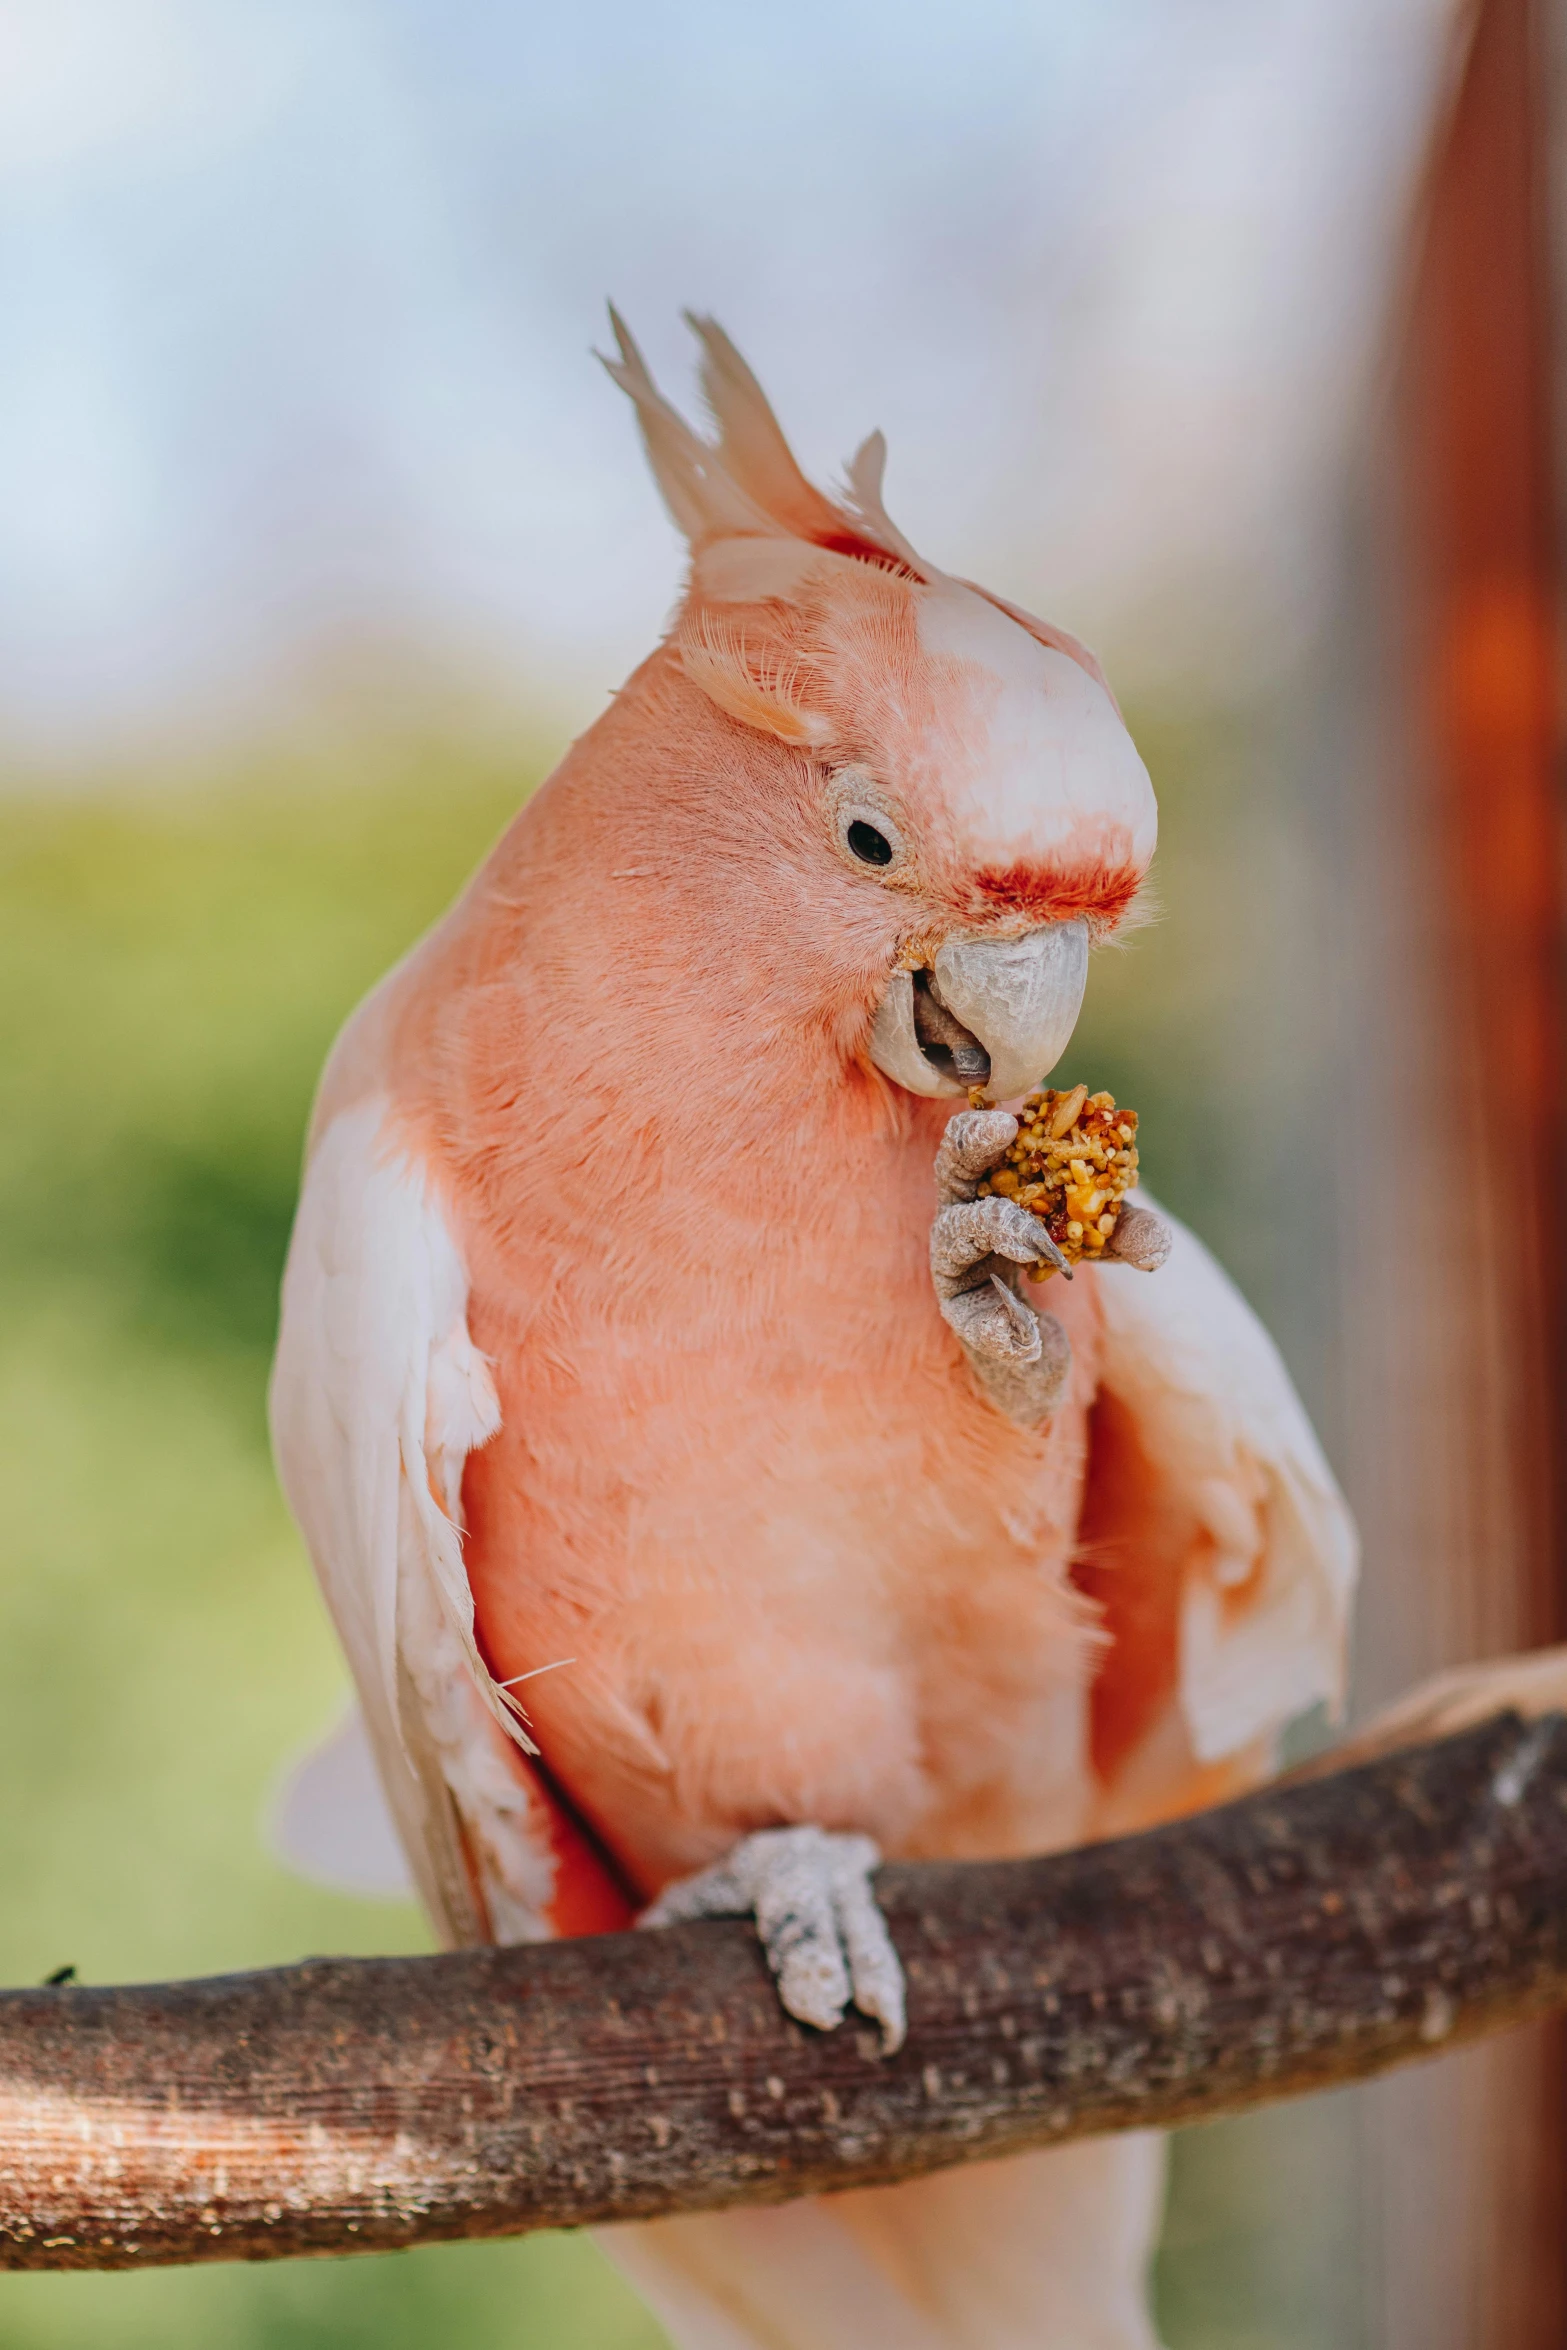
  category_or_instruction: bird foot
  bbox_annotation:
[931,1110,1172,1422]
[1105,1203,1172,1271]
[931,1110,1072,1422]
[638,1824,906,2053]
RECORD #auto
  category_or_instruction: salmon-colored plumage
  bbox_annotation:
[270,317,1356,2349]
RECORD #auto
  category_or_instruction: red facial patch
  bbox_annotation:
[811,526,919,577]
[969,859,1145,928]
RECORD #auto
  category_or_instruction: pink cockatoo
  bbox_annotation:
[270,314,1357,2350]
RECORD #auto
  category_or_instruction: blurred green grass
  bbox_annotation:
[0,717,1353,2347]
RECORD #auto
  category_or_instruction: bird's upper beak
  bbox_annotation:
[868,921,1090,1101]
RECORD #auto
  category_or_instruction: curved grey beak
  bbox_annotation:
[868,921,1089,1100]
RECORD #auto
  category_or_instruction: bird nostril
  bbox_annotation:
[911,969,991,1086]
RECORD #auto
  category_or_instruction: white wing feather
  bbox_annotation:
[266,1702,414,1900]
[1094,1205,1358,1763]
[268,1096,555,1943]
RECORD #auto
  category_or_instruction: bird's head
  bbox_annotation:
[603,312,1156,1103]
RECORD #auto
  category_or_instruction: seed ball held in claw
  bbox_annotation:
[969,1082,1142,1278]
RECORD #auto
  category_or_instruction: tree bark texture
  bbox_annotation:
[3,1712,1565,2273]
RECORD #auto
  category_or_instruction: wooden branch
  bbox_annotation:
[5,1711,1566,2272]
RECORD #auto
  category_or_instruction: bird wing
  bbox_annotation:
[1080,1204,1359,1777]
[267,1700,416,1901]
[268,1094,559,1945]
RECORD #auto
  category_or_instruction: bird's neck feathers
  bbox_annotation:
[388,641,927,1178]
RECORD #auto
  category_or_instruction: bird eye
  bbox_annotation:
[829,774,909,879]
[847,820,893,867]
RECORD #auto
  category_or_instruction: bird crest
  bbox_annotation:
[600,309,1118,751]
[600,307,929,588]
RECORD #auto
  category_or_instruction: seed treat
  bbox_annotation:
[972,1083,1141,1277]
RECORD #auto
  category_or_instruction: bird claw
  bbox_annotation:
[988,1270,1042,1345]
[935,1108,1022,1205]
[638,1824,906,2054]
[931,1193,1070,1301]
[931,1110,1075,1423]
[1105,1205,1171,1271]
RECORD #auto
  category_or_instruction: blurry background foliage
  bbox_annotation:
[0,697,1354,2350]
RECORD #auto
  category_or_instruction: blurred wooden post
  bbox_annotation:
[1348,0,1567,2340]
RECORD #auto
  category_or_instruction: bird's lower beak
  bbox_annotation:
[868,921,1090,1101]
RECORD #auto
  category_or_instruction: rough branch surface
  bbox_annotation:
[4,1712,1566,2271]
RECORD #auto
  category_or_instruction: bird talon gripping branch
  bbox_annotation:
[639,1826,906,2054]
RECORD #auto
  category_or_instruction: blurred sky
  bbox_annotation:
[0,0,1457,759]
